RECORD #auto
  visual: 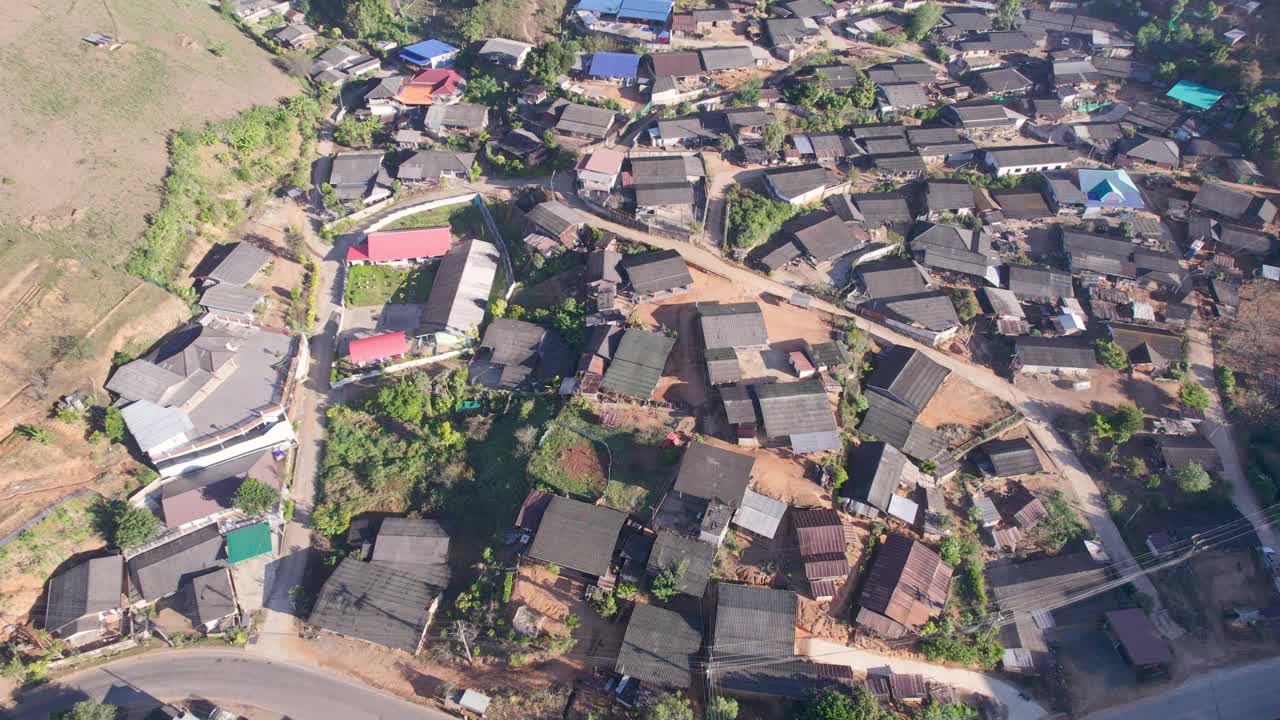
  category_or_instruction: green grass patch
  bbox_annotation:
[384,202,484,234]
[344,263,436,307]
[554,403,671,514]
[526,424,608,498]
[0,494,102,584]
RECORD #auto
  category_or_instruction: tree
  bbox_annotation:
[371,379,425,424]
[108,501,160,549]
[55,701,120,720]
[1174,462,1212,493]
[468,161,482,182]
[718,133,736,153]
[1136,23,1162,53]
[763,121,787,153]
[1094,339,1130,370]
[725,185,799,249]
[1206,0,1223,18]
[707,696,739,720]
[996,0,1022,30]
[650,560,686,601]
[466,74,502,104]
[949,288,979,322]
[907,1,944,41]
[1108,404,1144,444]
[1155,61,1178,83]
[1179,380,1211,410]
[918,702,978,720]
[830,465,848,493]
[344,0,402,39]
[233,477,279,516]
[102,406,126,441]
[528,42,574,85]
[645,691,693,720]
[802,687,886,720]
[335,115,379,147]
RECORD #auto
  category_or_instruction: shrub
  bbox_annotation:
[1144,474,1162,489]
[1174,462,1212,493]
[53,700,120,720]
[949,287,979,322]
[802,687,886,720]
[1124,456,1149,479]
[17,425,51,444]
[1179,380,1211,410]
[233,477,279,516]
[650,561,686,601]
[645,692,693,720]
[707,696,740,720]
[103,406,126,441]
[1216,364,1236,393]
[1094,339,1130,369]
[1105,493,1127,513]
[311,501,352,536]
[1037,491,1086,551]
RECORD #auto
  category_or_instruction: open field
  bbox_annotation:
[345,264,437,307]
[0,0,300,543]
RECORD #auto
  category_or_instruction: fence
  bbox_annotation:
[0,488,100,548]
[331,347,472,388]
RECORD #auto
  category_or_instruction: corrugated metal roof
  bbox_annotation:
[616,604,702,688]
[733,489,786,539]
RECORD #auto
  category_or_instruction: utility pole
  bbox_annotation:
[454,620,476,664]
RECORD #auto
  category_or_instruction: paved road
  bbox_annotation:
[1087,655,1280,720]
[1185,321,1278,549]
[799,639,1049,720]
[11,649,449,720]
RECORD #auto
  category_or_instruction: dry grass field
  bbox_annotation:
[0,0,299,531]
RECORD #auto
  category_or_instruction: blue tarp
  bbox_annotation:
[400,39,458,65]
[618,0,673,21]
[576,0,623,14]
[1166,80,1224,110]
[589,52,642,79]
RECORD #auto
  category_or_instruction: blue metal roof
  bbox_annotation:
[1078,169,1144,209]
[589,52,642,79]
[400,39,458,64]
[576,0,623,13]
[618,0,674,21]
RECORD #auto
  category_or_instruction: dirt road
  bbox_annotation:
[797,638,1049,720]
[1185,321,1279,549]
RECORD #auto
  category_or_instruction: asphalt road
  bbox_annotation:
[1087,656,1280,720]
[11,649,450,720]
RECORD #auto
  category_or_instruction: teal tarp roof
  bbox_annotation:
[1166,80,1223,110]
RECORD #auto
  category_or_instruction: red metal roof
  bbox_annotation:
[347,331,408,365]
[400,69,465,102]
[672,13,696,32]
[346,227,452,263]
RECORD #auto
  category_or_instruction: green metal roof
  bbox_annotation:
[226,522,272,564]
[1166,80,1223,110]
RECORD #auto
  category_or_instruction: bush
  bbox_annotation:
[1174,462,1212,493]
[1094,339,1130,369]
[1124,456,1149,479]
[311,501,351,536]
[645,692,693,720]
[1144,473,1162,489]
[725,185,799,249]
[802,687,886,720]
[102,406,126,441]
[1216,364,1236,393]
[1037,491,1086,551]
[650,561,685,601]
[1105,493,1128,513]
[1179,380,1212,410]
[707,696,740,720]
[53,700,119,720]
[233,477,279,516]
[949,287,979,322]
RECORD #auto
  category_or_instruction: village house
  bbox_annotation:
[763,164,847,205]
[578,147,626,193]
[852,260,961,346]
[982,145,1075,177]
[347,331,410,368]
[1013,336,1097,377]
[346,227,453,267]
[600,328,677,399]
[44,555,124,647]
[477,38,533,69]
[855,533,952,638]
[419,239,501,346]
[400,39,459,68]
[396,150,475,186]
[424,103,489,138]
